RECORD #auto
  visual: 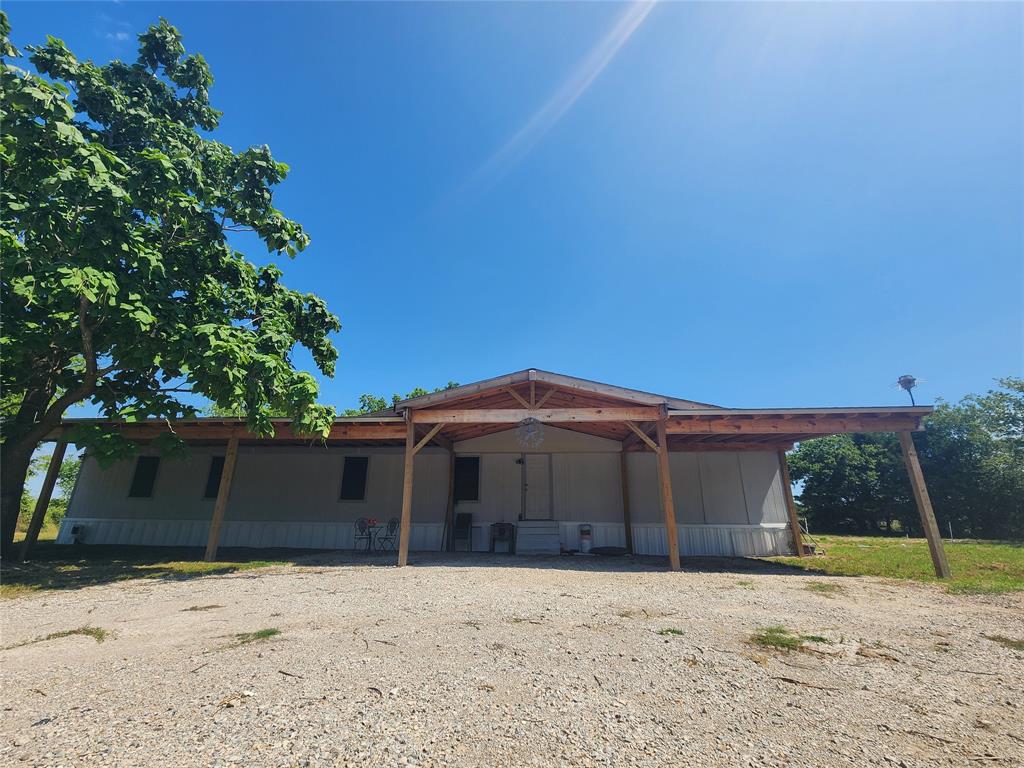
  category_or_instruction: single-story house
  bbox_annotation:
[29,369,950,574]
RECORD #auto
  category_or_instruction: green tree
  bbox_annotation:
[789,378,1024,539]
[342,382,460,416]
[0,16,340,554]
[17,451,82,532]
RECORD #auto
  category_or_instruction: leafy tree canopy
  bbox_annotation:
[789,377,1023,539]
[0,15,340,551]
[342,382,460,415]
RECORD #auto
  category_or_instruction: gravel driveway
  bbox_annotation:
[2,553,1022,767]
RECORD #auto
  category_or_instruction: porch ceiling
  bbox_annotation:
[48,373,931,452]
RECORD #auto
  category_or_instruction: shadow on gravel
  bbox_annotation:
[0,544,324,598]
[3,544,835,599]
[297,550,832,577]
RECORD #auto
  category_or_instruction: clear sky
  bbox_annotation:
[6,1,1023,416]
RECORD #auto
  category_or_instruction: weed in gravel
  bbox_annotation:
[750,625,832,652]
[231,628,281,645]
[984,634,1024,651]
[4,625,111,650]
[805,582,844,597]
[657,628,684,636]
[183,604,224,612]
[734,580,755,590]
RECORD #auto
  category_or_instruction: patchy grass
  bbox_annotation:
[804,582,845,597]
[231,628,281,645]
[984,634,1024,652]
[183,604,224,612]
[769,536,1024,595]
[13,520,61,544]
[0,544,298,600]
[734,580,755,590]
[749,625,832,652]
[656,628,684,636]
[4,625,111,650]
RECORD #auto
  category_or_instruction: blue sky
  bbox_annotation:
[7,1,1023,416]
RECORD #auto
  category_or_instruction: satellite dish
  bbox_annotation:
[897,374,919,406]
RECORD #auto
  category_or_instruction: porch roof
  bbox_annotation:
[49,368,932,452]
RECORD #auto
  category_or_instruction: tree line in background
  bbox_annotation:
[788,377,1023,540]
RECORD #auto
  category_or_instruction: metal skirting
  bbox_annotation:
[57,518,792,556]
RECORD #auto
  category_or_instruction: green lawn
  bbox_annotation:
[0,544,292,600]
[769,535,1024,595]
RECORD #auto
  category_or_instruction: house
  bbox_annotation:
[35,369,949,574]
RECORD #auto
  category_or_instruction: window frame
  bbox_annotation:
[453,455,481,504]
[202,455,226,500]
[338,455,370,503]
[127,455,161,499]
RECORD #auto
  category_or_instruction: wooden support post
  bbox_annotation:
[444,449,456,552]
[204,435,239,562]
[620,450,634,555]
[898,431,952,579]
[776,449,805,557]
[18,442,68,562]
[397,418,416,567]
[655,410,681,571]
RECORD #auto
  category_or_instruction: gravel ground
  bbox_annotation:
[1,552,1022,768]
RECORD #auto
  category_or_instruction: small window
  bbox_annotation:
[453,456,480,502]
[128,456,160,498]
[339,456,369,501]
[204,456,226,499]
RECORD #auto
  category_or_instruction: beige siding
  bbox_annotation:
[64,441,791,555]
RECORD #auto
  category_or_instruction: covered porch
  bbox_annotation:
[29,369,950,577]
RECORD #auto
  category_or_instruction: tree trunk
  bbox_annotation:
[0,442,34,559]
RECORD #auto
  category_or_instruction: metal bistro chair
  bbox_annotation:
[452,512,473,552]
[375,517,400,551]
[354,518,373,552]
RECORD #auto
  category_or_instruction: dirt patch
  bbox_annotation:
[1,552,1022,767]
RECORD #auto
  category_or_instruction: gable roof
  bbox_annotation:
[393,368,718,411]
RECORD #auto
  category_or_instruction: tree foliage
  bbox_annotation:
[0,15,340,551]
[789,378,1024,539]
[342,382,460,415]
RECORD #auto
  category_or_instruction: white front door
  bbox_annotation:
[522,453,552,519]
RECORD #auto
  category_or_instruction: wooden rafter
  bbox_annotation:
[534,388,557,409]
[412,407,661,424]
[504,387,532,409]
[413,423,445,454]
[624,421,659,453]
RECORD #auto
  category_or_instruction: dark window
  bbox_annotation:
[340,456,369,501]
[453,456,480,502]
[204,456,226,499]
[128,456,160,498]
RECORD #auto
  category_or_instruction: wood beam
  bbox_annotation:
[48,422,409,444]
[534,388,557,409]
[504,387,531,409]
[530,381,536,408]
[655,411,681,571]
[18,442,68,562]
[397,419,416,567]
[204,435,239,562]
[413,423,445,455]
[623,441,795,452]
[898,431,951,578]
[665,415,922,435]
[620,450,634,555]
[624,421,659,453]
[444,449,456,552]
[412,407,661,424]
[776,450,805,557]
